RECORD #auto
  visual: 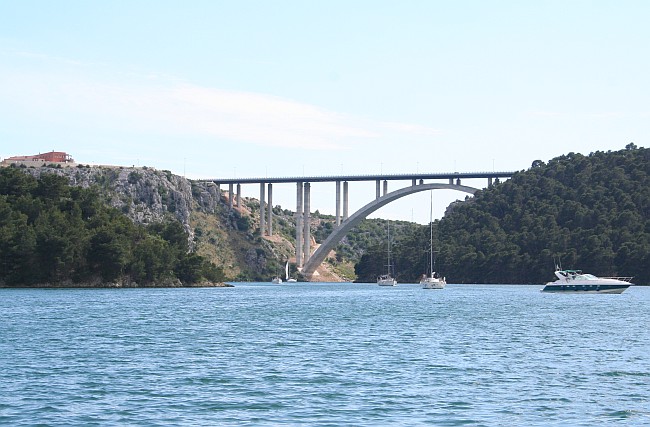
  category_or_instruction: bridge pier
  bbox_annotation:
[267,183,273,236]
[296,182,303,267]
[383,180,388,196]
[228,183,233,210]
[336,181,341,227]
[303,182,311,264]
[488,177,493,187]
[236,183,241,208]
[376,180,381,199]
[343,181,349,221]
[259,183,266,235]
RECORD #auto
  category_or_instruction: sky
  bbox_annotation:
[1,0,648,224]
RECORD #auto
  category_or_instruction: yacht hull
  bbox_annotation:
[377,278,397,286]
[420,278,445,289]
[541,283,629,294]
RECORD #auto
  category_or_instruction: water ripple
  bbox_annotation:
[1,284,649,426]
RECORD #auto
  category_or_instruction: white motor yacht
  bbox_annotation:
[542,269,633,294]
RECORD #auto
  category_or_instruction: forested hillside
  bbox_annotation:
[0,163,415,283]
[0,168,225,286]
[5,144,646,286]
[356,145,650,285]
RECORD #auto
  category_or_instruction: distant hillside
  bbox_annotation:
[8,164,294,282]
[10,145,647,285]
[5,162,412,282]
[355,144,650,285]
[0,167,224,287]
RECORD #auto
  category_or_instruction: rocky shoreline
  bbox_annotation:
[0,280,234,288]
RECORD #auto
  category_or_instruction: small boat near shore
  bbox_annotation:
[377,274,397,286]
[420,191,446,290]
[377,221,397,286]
[420,273,446,290]
[284,261,298,282]
[542,269,633,294]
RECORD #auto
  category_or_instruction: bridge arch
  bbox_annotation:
[302,183,478,279]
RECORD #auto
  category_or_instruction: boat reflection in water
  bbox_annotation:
[542,269,633,294]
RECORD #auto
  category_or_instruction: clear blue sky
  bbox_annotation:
[1,1,648,223]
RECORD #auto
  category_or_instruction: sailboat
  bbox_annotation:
[285,261,297,282]
[420,191,446,289]
[377,221,397,286]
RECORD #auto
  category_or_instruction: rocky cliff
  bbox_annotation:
[23,165,212,241]
[19,164,299,280]
[17,163,373,281]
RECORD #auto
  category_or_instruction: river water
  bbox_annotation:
[1,283,649,426]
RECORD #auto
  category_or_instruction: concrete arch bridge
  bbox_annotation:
[207,171,514,280]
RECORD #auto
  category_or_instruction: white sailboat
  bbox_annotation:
[378,221,397,286]
[420,191,446,289]
[285,261,297,282]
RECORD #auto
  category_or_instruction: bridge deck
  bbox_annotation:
[206,171,516,184]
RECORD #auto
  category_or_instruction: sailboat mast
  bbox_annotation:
[429,191,433,276]
[386,220,393,276]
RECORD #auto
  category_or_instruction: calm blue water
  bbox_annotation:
[1,283,649,426]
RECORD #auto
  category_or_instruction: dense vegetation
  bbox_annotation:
[356,145,650,285]
[4,145,646,286]
[0,167,225,286]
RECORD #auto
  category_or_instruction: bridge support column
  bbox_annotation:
[228,183,233,210]
[383,180,388,196]
[236,183,241,208]
[343,181,349,221]
[376,180,381,199]
[488,177,493,187]
[267,183,273,236]
[412,179,416,186]
[259,183,266,235]
[420,179,424,185]
[335,181,341,226]
[303,183,311,263]
[296,182,303,267]
[449,178,453,184]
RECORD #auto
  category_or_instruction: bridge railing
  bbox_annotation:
[205,170,516,184]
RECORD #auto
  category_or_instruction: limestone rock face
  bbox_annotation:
[21,165,221,247]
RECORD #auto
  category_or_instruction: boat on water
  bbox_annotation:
[378,221,397,286]
[377,274,397,286]
[542,269,633,294]
[420,273,445,289]
[271,276,282,284]
[284,261,297,282]
[420,191,446,290]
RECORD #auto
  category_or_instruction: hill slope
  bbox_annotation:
[355,144,650,285]
[7,163,408,282]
